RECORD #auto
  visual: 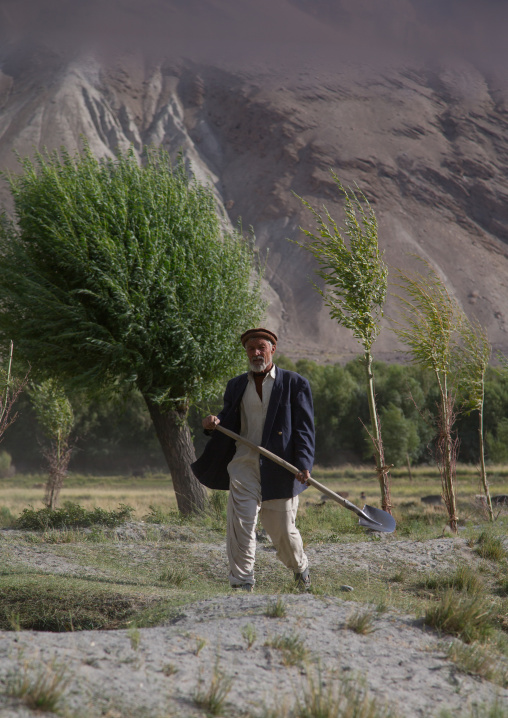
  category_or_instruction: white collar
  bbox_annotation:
[249,364,276,380]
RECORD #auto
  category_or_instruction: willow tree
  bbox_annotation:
[394,261,460,532]
[0,145,264,515]
[296,176,391,513]
[456,316,493,521]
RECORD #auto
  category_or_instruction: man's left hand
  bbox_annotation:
[295,470,310,485]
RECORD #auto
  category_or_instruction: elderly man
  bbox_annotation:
[191,328,315,592]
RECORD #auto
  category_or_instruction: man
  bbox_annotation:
[191,328,315,592]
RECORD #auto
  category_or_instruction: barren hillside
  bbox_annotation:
[2,0,508,360]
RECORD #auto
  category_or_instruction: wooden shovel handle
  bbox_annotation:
[215,424,369,520]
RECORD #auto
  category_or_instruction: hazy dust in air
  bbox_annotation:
[0,0,507,74]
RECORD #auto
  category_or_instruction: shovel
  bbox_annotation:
[216,425,396,533]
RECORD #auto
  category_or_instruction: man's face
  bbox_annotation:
[245,338,276,373]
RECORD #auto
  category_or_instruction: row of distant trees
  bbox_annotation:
[4,357,508,474]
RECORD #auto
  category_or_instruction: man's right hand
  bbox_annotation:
[203,415,220,431]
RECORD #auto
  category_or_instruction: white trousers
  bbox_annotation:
[226,465,308,587]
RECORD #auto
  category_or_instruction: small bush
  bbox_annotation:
[424,590,493,643]
[0,505,15,528]
[15,502,134,530]
[144,505,188,525]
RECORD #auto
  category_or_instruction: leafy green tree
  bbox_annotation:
[29,379,74,509]
[486,417,508,464]
[0,145,263,514]
[394,260,461,532]
[376,403,419,468]
[456,316,493,520]
[296,176,392,512]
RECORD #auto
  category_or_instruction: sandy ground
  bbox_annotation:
[1,527,507,717]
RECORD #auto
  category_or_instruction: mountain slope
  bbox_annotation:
[1,2,508,359]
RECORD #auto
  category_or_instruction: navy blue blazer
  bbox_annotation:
[191,366,315,501]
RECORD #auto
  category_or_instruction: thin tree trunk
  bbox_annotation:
[364,350,392,514]
[478,401,494,521]
[438,374,458,533]
[144,397,207,515]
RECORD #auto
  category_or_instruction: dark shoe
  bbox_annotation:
[232,583,254,593]
[294,568,311,591]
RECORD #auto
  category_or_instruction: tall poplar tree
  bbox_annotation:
[0,145,264,514]
[296,175,392,513]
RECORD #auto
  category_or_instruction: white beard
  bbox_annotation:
[249,357,268,373]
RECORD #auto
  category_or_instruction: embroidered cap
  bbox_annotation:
[241,328,278,346]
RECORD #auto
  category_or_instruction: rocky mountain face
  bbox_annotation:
[1,0,508,361]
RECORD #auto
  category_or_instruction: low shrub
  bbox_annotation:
[0,505,15,528]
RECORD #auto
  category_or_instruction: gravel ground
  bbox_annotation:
[1,526,507,717]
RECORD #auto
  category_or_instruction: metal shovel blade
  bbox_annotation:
[358,505,396,533]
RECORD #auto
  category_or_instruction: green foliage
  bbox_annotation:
[15,501,134,530]
[394,260,459,377]
[456,316,491,413]
[0,505,15,528]
[377,403,419,467]
[486,417,508,463]
[29,378,74,443]
[296,176,387,352]
[0,144,263,410]
[0,449,12,477]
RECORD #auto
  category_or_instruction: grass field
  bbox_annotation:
[2,463,508,520]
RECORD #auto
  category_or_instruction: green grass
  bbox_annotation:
[420,565,484,594]
[265,633,309,666]
[423,590,494,643]
[475,530,507,562]
[345,608,377,635]
[293,671,396,718]
[6,660,68,713]
[445,641,507,686]
[265,597,287,618]
[193,663,233,716]
[15,502,134,530]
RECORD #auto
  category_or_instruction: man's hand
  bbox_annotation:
[295,469,310,485]
[203,415,220,431]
